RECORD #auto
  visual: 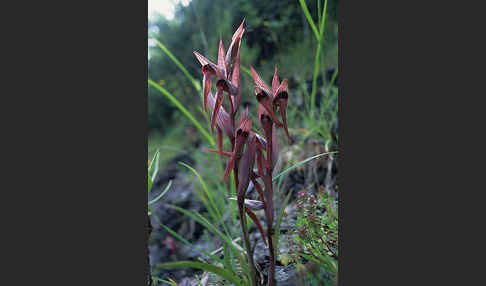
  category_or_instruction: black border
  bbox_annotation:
[8,0,477,285]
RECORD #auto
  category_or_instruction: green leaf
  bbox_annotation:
[155,261,243,286]
[148,181,172,205]
[272,152,338,182]
[148,149,159,175]
[148,176,153,194]
[148,79,215,146]
[151,150,161,182]
[223,243,233,274]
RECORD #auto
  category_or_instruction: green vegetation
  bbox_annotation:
[292,187,338,285]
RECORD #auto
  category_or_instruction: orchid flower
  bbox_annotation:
[250,65,292,143]
[194,20,245,131]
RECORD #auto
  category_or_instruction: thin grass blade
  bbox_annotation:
[148,79,215,146]
[155,219,223,264]
[298,0,320,40]
[155,39,201,91]
[148,181,172,205]
[167,205,244,255]
[272,152,338,182]
[178,162,231,237]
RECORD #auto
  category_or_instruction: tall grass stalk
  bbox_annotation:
[309,0,328,121]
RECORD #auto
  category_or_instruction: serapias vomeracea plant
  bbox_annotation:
[194,19,292,286]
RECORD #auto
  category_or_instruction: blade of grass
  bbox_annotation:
[149,79,215,146]
[148,149,160,178]
[155,261,243,286]
[178,162,231,237]
[148,176,153,194]
[310,41,322,119]
[272,152,338,182]
[223,243,234,274]
[154,219,223,264]
[240,65,252,78]
[148,181,172,205]
[155,39,201,91]
[151,150,161,182]
[167,204,245,255]
[310,0,328,120]
[299,0,320,40]
[319,0,328,41]
[152,277,177,286]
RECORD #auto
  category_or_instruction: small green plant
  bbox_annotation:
[286,186,338,285]
[148,149,172,216]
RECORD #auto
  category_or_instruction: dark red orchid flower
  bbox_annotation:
[222,114,251,181]
[271,66,292,143]
[250,65,292,143]
[194,20,245,131]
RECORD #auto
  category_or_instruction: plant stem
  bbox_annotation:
[309,40,321,120]
[238,205,257,286]
[262,125,276,286]
[262,172,275,286]
[310,0,328,122]
[267,227,276,286]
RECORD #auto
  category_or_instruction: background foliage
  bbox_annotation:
[148,0,338,149]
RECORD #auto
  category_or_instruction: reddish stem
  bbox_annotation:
[262,123,276,286]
